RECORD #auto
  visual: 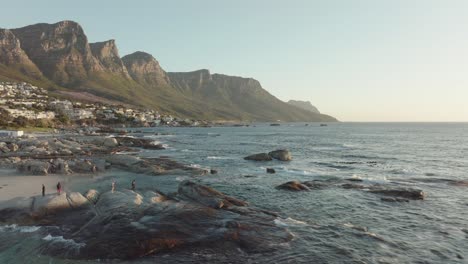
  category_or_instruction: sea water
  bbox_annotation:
[1,122,467,263]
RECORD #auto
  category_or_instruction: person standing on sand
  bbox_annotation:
[112,180,116,193]
[131,180,136,191]
[42,184,45,196]
[56,182,61,195]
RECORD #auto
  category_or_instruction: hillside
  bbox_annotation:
[287,100,320,114]
[0,21,337,122]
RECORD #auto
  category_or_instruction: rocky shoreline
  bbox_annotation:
[0,131,444,261]
[0,179,293,259]
[0,133,207,177]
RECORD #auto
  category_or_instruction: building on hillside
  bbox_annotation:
[49,100,73,111]
[64,109,95,120]
[0,130,24,137]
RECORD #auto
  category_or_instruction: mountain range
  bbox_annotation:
[0,21,336,122]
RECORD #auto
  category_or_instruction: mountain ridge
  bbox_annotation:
[0,20,337,122]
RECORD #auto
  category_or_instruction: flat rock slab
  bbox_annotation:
[0,181,292,260]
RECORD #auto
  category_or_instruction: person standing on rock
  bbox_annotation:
[57,182,62,195]
[42,184,45,196]
[131,180,136,191]
[112,180,116,193]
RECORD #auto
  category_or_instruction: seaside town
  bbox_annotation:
[0,81,206,133]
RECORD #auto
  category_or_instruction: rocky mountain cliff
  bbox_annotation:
[11,21,102,86]
[90,39,130,79]
[0,20,337,122]
[168,70,334,121]
[122,51,170,88]
[287,100,320,114]
[0,28,42,78]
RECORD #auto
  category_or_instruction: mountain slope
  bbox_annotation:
[287,100,320,114]
[168,70,336,121]
[0,28,43,78]
[0,20,337,122]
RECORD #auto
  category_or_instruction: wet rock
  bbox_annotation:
[210,169,218,174]
[244,153,272,161]
[302,181,333,189]
[369,187,425,200]
[106,155,206,176]
[344,223,368,232]
[276,181,310,191]
[346,178,363,182]
[178,180,248,208]
[341,183,367,189]
[268,149,292,161]
[17,160,50,175]
[266,168,276,174]
[381,197,410,203]
[114,136,165,150]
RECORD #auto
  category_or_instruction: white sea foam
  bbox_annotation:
[0,224,41,233]
[42,234,86,248]
[274,217,308,227]
[176,176,189,181]
[207,156,232,160]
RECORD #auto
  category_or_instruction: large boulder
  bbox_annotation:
[276,181,310,191]
[103,137,118,147]
[178,180,248,208]
[369,187,426,200]
[7,143,19,152]
[49,159,72,174]
[96,190,145,214]
[244,153,272,161]
[31,147,50,155]
[0,181,293,260]
[114,136,165,149]
[69,160,97,173]
[144,191,167,203]
[17,160,50,175]
[268,149,292,161]
[106,155,206,176]
[84,189,100,204]
[0,142,10,153]
[32,192,90,216]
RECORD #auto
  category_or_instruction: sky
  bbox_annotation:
[1,0,468,121]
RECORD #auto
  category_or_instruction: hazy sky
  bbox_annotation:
[2,0,468,121]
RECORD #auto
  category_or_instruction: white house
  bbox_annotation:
[0,130,24,137]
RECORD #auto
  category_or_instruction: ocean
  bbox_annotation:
[1,122,467,263]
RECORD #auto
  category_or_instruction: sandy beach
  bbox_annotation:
[0,169,91,201]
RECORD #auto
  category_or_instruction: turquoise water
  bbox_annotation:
[1,123,467,263]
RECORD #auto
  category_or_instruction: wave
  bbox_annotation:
[0,224,41,233]
[274,217,308,227]
[42,234,85,248]
[207,156,233,160]
[280,167,317,175]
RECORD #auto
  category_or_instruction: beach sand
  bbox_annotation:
[0,169,95,201]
